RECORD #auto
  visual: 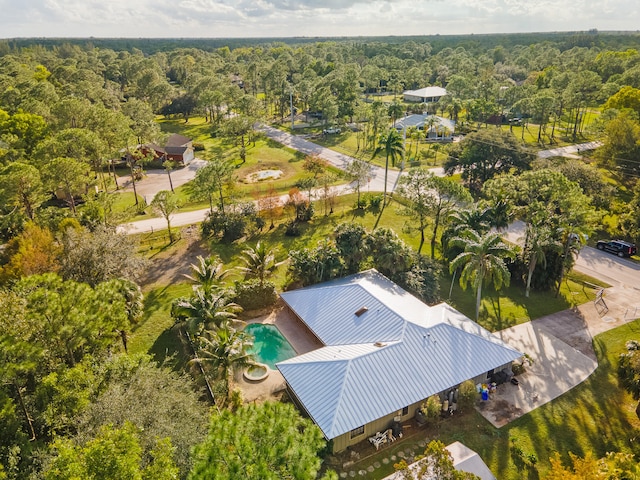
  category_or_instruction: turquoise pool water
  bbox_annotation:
[245,323,297,369]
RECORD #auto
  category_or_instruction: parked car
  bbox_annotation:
[596,239,637,258]
[322,127,341,135]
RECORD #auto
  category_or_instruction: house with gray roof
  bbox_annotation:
[277,270,522,453]
[394,114,455,140]
[403,86,447,103]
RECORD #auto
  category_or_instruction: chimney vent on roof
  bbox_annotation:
[355,306,368,317]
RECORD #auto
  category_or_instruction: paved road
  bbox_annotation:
[260,125,407,193]
[504,220,640,290]
[537,141,602,159]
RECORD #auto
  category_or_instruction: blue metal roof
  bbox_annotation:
[277,270,523,440]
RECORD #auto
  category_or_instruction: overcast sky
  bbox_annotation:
[0,0,637,39]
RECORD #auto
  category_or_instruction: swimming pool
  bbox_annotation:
[245,323,297,369]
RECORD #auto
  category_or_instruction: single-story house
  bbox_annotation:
[394,114,455,140]
[276,270,523,453]
[403,86,447,103]
[382,441,496,480]
[140,133,195,166]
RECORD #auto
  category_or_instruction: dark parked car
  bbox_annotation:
[596,240,637,258]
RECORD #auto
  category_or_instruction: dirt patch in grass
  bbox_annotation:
[139,225,210,291]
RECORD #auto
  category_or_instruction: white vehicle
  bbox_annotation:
[322,127,341,135]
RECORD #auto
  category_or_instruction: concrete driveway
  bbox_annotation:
[478,317,598,428]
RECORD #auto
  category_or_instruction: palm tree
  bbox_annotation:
[373,128,404,205]
[521,225,561,298]
[449,230,514,321]
[238,241,275,286]
[194,326,255,400]
[174,288,243,336]
[183,255,229,292]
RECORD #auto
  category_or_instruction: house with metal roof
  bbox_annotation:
[394,114,455,140]
[403,86,447,103]
[276,270,523,453]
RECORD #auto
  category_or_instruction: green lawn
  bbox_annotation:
[445,271,607,331]
[128,282,193,369]
[339,319,640,480]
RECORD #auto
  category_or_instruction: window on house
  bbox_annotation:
[402,406,409,416]
[350,425,365,438]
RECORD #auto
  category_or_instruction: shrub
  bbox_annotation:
[457,380,478,411]
[233,279,277,311]
[367,194,383,212]
[619,340,640,399]
[421,395,441,425]
[284,220,301,237]
[193,142,205,151]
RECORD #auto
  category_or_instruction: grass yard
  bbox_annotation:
[128,282,193,369]
[446,271,607,331]
[339,319,640,480]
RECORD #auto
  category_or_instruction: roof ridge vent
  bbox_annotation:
[355,306,368,317]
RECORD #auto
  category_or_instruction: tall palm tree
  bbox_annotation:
[183,255,229,292]
[174,288,243,336]
[238,241,275,286]
[373,128,404,205]
[449,230,514,321]
[194,326,255,400]
[521,225,561,298]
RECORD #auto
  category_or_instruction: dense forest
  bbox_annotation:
[2,31,640,479]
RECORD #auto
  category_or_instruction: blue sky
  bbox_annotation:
[0,0,637,38]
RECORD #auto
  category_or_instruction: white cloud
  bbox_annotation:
[0,0,637,38]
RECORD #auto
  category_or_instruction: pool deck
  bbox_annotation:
[236,304,324,402]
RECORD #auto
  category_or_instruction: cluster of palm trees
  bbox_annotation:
[172,243,276,404]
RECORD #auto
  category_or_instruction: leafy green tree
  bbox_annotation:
[151,190,180,243]
[483,169,595,294]
[189,157,235,214]
[449,230,514,321]
[43,157,93,215]
[44,422,178,480]
[222,115,255,165]
[0,162,47,220]
[288,242,342,287]
[189,402,329,480]
[16,273,130,368]
[345,158,372,207]
[445,129,532,195]
[521,225,561,298]
[71,354,208,479]
[366,227,413,279]
[334,223,368,274]
[58,225,147,287]
[373,128,404,205]
[398,170,472,256]
[599,112,640,173]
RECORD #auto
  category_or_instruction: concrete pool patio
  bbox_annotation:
[236,304,322,403]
